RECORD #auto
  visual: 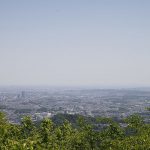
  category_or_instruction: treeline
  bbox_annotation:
[0,112,150,149]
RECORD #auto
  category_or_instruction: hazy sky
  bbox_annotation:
[0,0,150,87]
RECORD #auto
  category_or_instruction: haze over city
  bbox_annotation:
[0,0,150,87]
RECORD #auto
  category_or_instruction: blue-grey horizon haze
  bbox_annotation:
[0,0,150,88]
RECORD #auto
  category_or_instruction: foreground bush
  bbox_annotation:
[0,112,150,150]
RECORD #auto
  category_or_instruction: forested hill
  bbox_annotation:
[0,112,150,149]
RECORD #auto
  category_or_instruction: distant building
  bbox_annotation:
[17,91,26,99]
[21,91,25,98]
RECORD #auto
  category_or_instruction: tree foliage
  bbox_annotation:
[0,112,150,150]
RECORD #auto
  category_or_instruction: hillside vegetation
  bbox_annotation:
[0,112,150,150]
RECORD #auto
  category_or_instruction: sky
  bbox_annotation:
[0,0,150,87]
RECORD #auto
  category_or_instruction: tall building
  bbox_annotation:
[21,91,25,98]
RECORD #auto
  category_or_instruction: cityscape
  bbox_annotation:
[0,86,150,123]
